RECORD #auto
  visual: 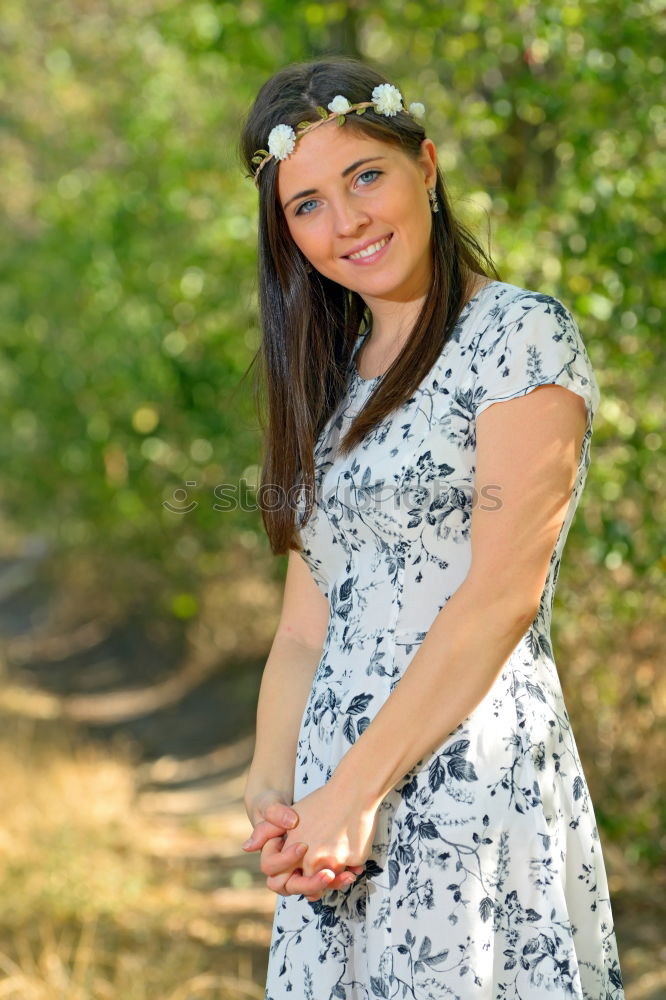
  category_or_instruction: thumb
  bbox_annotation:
[242,819,281,850]
[265,801,299,830]
[242,794,298,850]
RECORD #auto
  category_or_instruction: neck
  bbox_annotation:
[359,245,432,347]
[364,295,426,348]
[362,270,486,348]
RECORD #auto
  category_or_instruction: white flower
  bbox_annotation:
[371,83,403,117]
[327,95,352,114]
[267,123,296,161]
[408,102,426,119]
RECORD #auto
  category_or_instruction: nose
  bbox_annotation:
[332,195,370,237]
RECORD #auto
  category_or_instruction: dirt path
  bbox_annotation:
[0,543,663,998]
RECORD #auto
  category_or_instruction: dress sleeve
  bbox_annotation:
[471,292,601,430]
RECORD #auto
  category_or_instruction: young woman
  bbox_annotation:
[239,56,624,1000]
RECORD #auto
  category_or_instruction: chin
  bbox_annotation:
[356,274,406,295]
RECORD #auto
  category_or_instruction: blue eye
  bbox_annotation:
[358,169,382,184]
[295,198,319,216]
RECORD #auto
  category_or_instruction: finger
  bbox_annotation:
[322,870,360,890]
[266,866,303,895]
[304,869,359,901]
[263,855,364,897]
[310,865,363,897]
[242,819,287,851]
[267,867,336,896]
[263,801,299,831]
[290,869,358,897]
[259,835,288,867]
[260,836,306,879]
[280,857,363,889]
[262,841,308,877]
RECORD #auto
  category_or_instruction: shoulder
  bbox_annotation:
[477,281,575,325]
[468,283,600,423]
[472,282,585,354]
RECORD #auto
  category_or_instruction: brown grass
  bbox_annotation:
[0,713,270,1000]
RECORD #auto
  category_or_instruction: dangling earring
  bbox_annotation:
[428,188,439,213]
[304,260,313,273]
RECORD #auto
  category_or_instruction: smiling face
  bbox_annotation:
[276,124,438,308]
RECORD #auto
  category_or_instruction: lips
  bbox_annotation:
[343,233,393,259]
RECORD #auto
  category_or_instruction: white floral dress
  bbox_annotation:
[264,280,624,1000]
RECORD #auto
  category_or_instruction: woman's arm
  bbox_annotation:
[329,383,588,812]
[244,635,323,816]
[243,549,330,818]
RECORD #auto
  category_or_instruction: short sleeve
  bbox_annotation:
[471,292,601,430]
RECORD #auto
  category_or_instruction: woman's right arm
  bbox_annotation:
[243,551,366,900]
[243,548,330,822]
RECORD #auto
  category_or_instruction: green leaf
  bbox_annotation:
[355,106,367,115]
[316,105,328,118]
[254,149,268,157]
[336,115,346,126]
[251,155,264,164]
[296,121,312,130]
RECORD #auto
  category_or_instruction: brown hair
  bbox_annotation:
[239,56,500,555]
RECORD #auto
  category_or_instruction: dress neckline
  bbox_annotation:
[350,279,499,386]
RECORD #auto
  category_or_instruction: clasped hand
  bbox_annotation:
[242,783,378,903]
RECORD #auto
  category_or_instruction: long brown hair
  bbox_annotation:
[239,56,500,555]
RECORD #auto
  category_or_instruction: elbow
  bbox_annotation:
[464,570,540,632]
[501,586,540,632]
[498,585,539,633]
[512,600,540,633]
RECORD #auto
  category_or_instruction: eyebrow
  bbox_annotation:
[282,156,387,210]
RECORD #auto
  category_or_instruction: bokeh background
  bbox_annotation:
[1,1,664,997]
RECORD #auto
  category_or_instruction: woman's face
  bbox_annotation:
[276,126,437,305]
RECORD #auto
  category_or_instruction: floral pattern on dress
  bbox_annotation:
[264,281,623,1000]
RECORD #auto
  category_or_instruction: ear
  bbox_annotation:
[418,138,438,188]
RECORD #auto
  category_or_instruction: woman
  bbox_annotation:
[239,57,624,1000]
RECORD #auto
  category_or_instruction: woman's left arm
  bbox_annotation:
[281,383,588,879]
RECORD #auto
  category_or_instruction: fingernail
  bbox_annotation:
[241,837,253,849]
[282,812,296,827]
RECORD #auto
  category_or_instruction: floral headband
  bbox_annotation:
[250,83,425,187]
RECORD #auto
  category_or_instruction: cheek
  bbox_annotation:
[366,189,417,242]
[293,225,329,263]
[397,207,431,256]
[287,227,308,256]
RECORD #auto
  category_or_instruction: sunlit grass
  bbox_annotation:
[0,714,268,999]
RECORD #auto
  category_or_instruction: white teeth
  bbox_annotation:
[348,236,390,260]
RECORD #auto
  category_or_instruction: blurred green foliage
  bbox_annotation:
[1,1,664,860]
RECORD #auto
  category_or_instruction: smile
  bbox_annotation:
[344,233,393,263]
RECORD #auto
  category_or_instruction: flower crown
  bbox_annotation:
[250,83,425,187]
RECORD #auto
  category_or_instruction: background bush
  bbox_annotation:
[1,0,664,868]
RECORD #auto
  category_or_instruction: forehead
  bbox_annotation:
[276,125,400,200]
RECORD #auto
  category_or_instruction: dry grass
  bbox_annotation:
[0,714,269,1000]
[0,539,663,997]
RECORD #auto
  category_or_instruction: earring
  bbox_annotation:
[428,188,439,213]
[305,260,313,273]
